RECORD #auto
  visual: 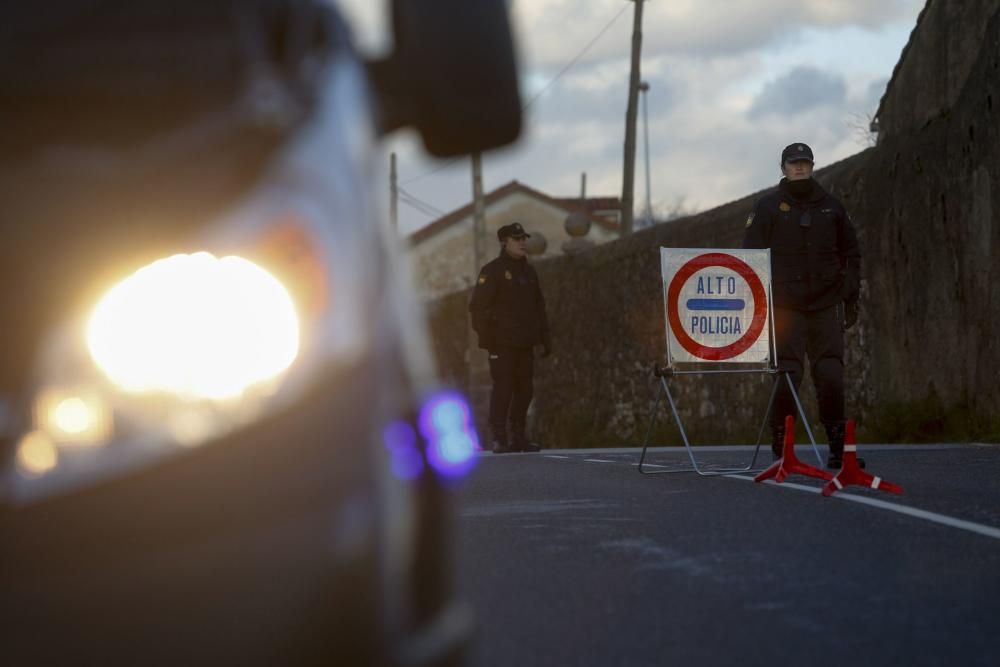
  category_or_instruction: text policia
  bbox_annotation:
[687,274,746,336]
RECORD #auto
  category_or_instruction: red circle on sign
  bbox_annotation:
[666,252,768,361]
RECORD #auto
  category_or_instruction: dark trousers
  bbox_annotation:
[488,347,534,431]
[771,304,845,432]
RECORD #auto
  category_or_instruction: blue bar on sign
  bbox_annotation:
[686,299,745,311]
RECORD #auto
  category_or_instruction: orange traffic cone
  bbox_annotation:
[822,420,903,497]
[754,415,833,484]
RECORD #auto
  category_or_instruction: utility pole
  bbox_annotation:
[640,81,652,227]
[471,152,487,279]
[389,152,398,230]
[620,0,645,237]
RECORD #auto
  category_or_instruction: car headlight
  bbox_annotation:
[4,52,394,504]
[88,251,300,400]
[9,249,326,505]
[13,251,302,482]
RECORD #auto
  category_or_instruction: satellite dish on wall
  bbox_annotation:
[526,232,548,255]
[565,210,591,238]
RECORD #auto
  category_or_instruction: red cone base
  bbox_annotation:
[754,415,833,484]
[822,420,904,497]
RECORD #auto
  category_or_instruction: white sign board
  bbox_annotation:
[660,248,772,364]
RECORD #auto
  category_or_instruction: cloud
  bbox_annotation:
[747,66,848,118]
[348,1,924,234]
[384,45,892,233]
[527,58,682,127]
[514,0,925,66]
[500,50,881,216]
[336,0,925,66]
[866,76,891,108]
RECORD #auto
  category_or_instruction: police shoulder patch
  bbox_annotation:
[779,202,791,212]
[745,211,755,229]
[504,270,512,280]
[478,275,487,284]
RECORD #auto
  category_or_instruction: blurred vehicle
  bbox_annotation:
[0,1,521,665]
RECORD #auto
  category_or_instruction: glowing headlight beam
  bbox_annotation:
[35,388,112,446]
[16,431,59,477]
[87,252,300,400]
[52,397,93,434]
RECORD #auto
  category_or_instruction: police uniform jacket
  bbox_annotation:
[742,178,861,311]
[468,250,550,350]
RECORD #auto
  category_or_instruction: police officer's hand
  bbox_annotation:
[843,300,859,330]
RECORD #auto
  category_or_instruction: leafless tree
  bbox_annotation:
[846,110,878,147]
[634,194,699,229]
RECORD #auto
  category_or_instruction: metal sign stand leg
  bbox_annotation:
[783,372,824,466]
[638,370,823,475]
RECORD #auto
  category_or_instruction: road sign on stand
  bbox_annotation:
[638,247,823,476]
[660,249,773,365]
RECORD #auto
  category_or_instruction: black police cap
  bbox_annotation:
[781,142,814,164]
[497,222,531,241]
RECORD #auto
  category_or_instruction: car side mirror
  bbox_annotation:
[366,0,522,157]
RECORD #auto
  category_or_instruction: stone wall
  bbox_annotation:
[427,0,1000,445]
[856,0,1000,440]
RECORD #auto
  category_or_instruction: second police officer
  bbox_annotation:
[742,143,863,468]
[469,222,551,453]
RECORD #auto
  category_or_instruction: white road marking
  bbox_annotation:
[727,475,1000,541]
[544,455,570,459]
[631,462,667,468]
[537,450,1000,541]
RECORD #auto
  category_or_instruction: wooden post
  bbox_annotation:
[620,0,645,237]
[389,152,398,230]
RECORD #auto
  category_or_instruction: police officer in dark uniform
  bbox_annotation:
[469,222,551,453]
[742,143,862,468]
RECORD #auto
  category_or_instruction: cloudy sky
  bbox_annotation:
[338,0,926,235]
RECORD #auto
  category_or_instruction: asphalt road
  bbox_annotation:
[455,444,1000,666]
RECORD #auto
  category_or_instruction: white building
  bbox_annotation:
[407,180,620,299]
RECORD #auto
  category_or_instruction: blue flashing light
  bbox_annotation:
[418,391,478,479]
[383,420,424,481]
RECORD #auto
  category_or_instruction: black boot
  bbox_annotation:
[510,422,539,452]
[825,421,864,469]
[770,424,785,460]
[490,424,512,454]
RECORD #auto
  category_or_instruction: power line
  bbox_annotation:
[398,186,445,215]
[399,3,629,186]
[398,196,439,218]
[397,196,439,218]
[398,186,446,218]
[399,157,462,186]
[398,197,438,218]
[522,3,630,112]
